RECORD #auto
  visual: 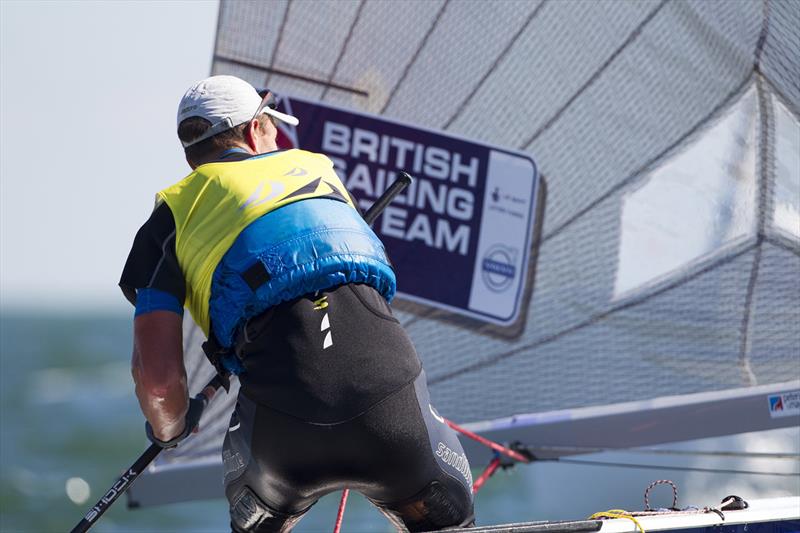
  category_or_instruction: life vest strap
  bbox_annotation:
[241,262,271,291]
[201,333,232,392]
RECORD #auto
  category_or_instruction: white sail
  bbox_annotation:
[128,0,800,507]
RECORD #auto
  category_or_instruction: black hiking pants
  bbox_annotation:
[221,283,474,532]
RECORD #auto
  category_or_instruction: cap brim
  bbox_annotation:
[262,107,299,127]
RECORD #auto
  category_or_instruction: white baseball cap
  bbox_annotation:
[177,75,299,147]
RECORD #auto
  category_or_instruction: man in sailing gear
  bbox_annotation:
[119,75,474,532]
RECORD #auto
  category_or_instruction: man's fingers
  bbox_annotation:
[201,385,216,402]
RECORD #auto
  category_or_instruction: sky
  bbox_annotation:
[1,0,219,313]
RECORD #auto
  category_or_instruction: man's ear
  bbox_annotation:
[244,120,260,152]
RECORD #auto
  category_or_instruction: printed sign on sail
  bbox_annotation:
[275,95,540,326]
[768,391,800,418]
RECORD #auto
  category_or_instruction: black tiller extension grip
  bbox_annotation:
[363,171,412,225]
[68,175,413,532]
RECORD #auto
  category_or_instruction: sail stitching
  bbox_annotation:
[759,73,800,120]
[756,75,776,239]
[520,0,669,150]
[264,1,292,88]
[754,0,771,69]
[379,0,450,114]
[764,235,800,257]
[738,242,763,387]
[539,74,753,245]
[215,55,370,97]
[429,242,759,386]
[737,73,776,387]
[209,0,226,75]
[442,0,549,130]
[320,0,367,101]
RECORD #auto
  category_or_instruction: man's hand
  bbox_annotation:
[145,388,214,448]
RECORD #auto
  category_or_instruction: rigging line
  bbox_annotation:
[539,73,753,246]
[520,0,669,150]
[429,241,759,385]
[320,0,367,101]
[528,445,800,459]
[548,458,800,477]
[379,0,450,114]
[441,0,549,129]
[264,1,292,88]
[215,55,369,97]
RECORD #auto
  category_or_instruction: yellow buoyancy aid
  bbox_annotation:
[157,149,355,335]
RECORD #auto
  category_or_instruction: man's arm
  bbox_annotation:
[131,310,188,442]
[121,203,192,442]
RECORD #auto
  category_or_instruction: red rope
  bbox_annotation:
[444,419,531,464]
[472,456,502,494]
[333,489,349,533]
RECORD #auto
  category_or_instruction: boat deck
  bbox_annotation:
[429,519,602,533]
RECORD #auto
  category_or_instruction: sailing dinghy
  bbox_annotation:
[128,0,799,529]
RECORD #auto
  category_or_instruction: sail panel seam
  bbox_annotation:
[540,74,754,245]
[754,0,771,68]
[209,0,225,75]
[735,73,775,387]
[379,0,450,115]
[520,0,669,150]
[429,242,759,386]
[264,0,292,88]
[320,0,367,101]
[764,235,800,257]
[757,68,800,133]
[214,55,370,97]
[441,0,548,130]
[737,241,763,388]
[756,74,775,240]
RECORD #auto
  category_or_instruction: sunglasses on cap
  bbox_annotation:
[252,90,277,123]
[251,89,299,127]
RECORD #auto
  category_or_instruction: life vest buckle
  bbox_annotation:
[201,336,232,393]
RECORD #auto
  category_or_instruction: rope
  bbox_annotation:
[472,455,502,494]
[444,419,531,464]
[644,479,678,510]
[328,419,531,529]
[587,480,737,531]
[551,457,800,477]
[589,510,646,533]
[333,489,349,533]
[443,418,533,497]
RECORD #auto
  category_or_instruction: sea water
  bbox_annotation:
[1,312,797,532]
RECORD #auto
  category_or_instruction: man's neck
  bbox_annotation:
[216,146,253,160]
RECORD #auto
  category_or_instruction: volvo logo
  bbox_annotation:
[481,245,517,292]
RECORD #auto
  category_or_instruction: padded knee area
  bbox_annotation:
[230,486,305,533]
[378,480,474,532]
